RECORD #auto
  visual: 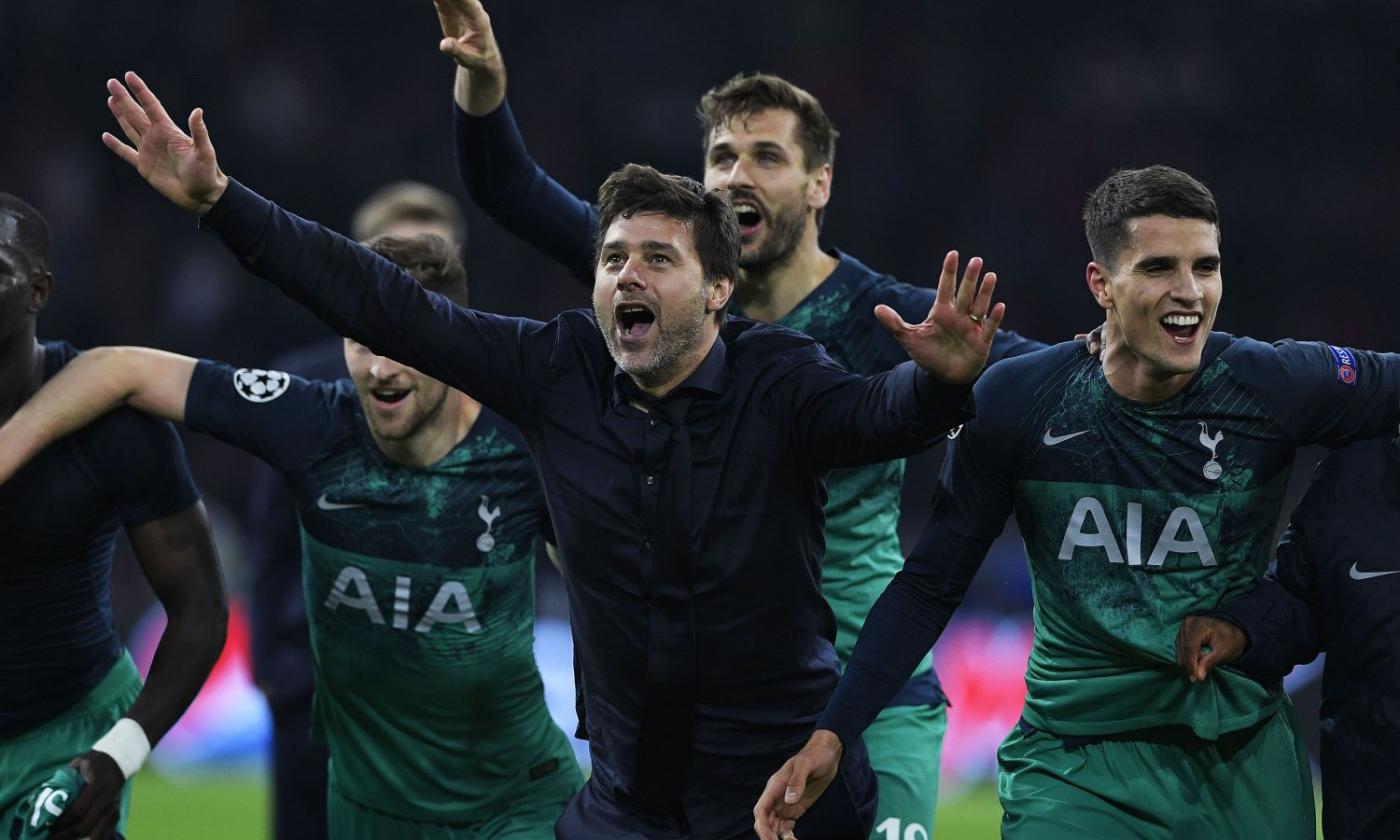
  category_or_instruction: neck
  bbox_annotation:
[0,326,44,423]
[371,389,481,467]
[1099,318,1195,403]
[731,222,838,323]
[633,325,720,399]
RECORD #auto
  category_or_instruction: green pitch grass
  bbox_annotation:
[125,774,1316,838]
[127,770,269,839]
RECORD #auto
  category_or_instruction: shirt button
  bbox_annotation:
[645,474,656,486]
[648,417,659,428]
[642,539,653,553]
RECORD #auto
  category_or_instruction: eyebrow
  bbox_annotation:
[600,239,685,257]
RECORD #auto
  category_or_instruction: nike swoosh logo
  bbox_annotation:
[1043,429,1091,446]
[317,493,366,511]
[1349,562,1400,581]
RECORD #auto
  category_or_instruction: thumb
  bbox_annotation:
[190,108,213,157]
[874,304,909,338]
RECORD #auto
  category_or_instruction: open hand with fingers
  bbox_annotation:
[752,729,843,840]
[875,250,1005,385]
[434,0,507,116]
[101,71,227,214]
[1175,615,1248,683]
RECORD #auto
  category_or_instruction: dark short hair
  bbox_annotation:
[698,72,838,172]
[1083,166,1221,270]
[594,163,740,295]
[0,193,53,274]
[363,233,469,306]
[352,181,467,248]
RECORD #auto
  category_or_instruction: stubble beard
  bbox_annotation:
[598,289,711,391]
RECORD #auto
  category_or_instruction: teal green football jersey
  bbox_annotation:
[777,252,1042,694]
[922,335,1400,739]
[185,360,578,822]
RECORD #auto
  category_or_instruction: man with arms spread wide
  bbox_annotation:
[756,165,1400,840]
[0,233,584,839]
[0,193,226,840]
[435,2,1044,834]
[96,70,1004,838]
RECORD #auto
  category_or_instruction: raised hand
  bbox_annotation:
[875,250,1005,385]
[101,72,227,214]
[752,730,843,840]
[434,0,507,116]
[1175,615,1247,683]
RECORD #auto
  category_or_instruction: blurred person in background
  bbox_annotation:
[1176,428,1400,840]
[0,230,584,839]
[756,165,1400,840]
[243,180,466,840]
[436,1,1045,835]
[0,193,227,840]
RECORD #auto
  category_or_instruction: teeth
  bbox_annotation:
[1162,314,1201,326]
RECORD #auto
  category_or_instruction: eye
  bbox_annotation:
[710,152,736,168]
[757,152,781,166]
[604,253,624,265]
[648,254,672,265]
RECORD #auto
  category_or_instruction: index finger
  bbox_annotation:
[123,71,174,127]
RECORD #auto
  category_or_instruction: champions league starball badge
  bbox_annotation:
[233,368,291,403]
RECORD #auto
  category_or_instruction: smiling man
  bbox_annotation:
[0,232,583,839]
[95,71,1003,839]
[755,165,1400,840]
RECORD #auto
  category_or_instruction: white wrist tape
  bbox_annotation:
[91,718,151,779]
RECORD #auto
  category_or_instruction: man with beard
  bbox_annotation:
[0,232,584,839]
[755,166,1400,840]
[435,1,1045,833]
[0,192,226,840]
[95,69,1004,838]
[243,181,468,840]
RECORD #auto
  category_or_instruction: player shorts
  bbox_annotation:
[325,752,582,840]
[0,651,143,837]
[862,701,946,840]
[997,700,1315,840]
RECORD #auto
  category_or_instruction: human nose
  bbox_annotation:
[369,354,403,381]
[722,157,756,191]
[617,255,647,289]
[1170,267,1204,303]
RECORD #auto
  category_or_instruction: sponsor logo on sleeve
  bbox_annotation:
[234,368,292,403]
[1327,345,1357,385]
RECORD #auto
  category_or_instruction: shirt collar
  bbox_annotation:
[611,331,729,409]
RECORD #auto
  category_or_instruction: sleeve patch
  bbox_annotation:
[233,368,292,402]
[1327,345,1357,385]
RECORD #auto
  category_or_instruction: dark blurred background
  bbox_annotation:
[2,0,1396,817]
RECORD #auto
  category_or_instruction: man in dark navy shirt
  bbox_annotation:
[1177,432,1400,840]
[102,70,1006,839]
[0,193,227,840]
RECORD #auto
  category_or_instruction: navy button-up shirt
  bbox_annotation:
[202,179,973,810]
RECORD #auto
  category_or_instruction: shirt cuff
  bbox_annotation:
[199,178,271,244]
[911,364,976,427]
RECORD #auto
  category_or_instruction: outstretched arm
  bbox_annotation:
[438,0,599,286]
[101,71,553,426]
[0,347,194,484]
[790,252,1001,470]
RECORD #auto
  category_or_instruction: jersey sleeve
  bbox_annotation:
[200,178,561,428]
[1230,338,1400,446]
[815,364,1022,747]
[183,359,338,474]
[454,100,598,287]
[91,409,202,526]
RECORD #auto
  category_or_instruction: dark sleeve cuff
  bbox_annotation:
[200,178,272,247]
[912,365,976,428]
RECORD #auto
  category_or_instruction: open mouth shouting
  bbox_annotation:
[615,301,658,347]
[730,198,764,239]
[1160,312,1203,345]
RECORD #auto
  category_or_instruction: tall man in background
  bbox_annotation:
[0,193,227,840]
[435,2,1044,833]
[244,181,467,840]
